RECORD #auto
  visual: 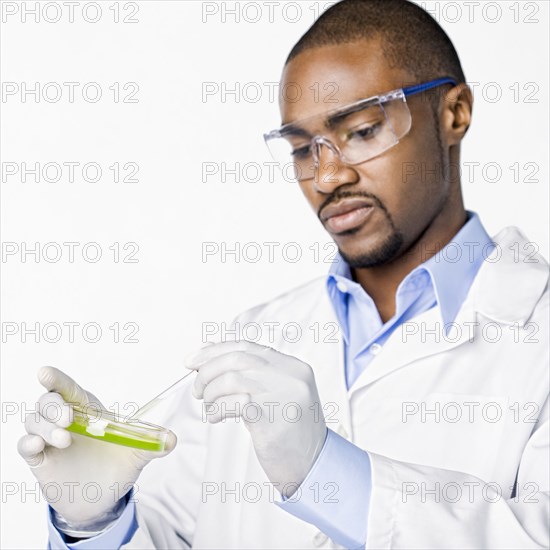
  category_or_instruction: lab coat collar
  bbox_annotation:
[320,225,548,398]
[472,225,548,326]
[262,224,547,418]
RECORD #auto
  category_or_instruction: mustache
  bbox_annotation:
[317,190,387,221]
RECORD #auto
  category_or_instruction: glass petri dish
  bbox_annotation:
[66,404,168,452]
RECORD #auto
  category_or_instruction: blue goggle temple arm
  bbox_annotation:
[403,77,457,97]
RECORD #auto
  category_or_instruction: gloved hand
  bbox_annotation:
[18,366,177,537]
[188,340,327,498]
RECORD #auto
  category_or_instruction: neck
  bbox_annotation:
[352,204,468,323]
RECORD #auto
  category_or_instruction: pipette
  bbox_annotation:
[130,368,196,419]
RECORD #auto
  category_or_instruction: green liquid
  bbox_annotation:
[66,421,165,452]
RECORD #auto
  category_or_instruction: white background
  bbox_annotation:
[1,1,548,547]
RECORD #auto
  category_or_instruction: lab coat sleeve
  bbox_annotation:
[118,504,191,549]
[47,499,192,550]
[47,494,137,549]
[365,397,550,549]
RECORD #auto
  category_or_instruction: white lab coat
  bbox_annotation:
[123,226,549,549]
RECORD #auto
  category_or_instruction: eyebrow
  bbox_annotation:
[280,125,312,139]
[280,96,381,136]
[326,97,380,129]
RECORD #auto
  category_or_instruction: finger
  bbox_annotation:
[193,352,268,399]
[202,370,264,404]
[37,392,73,428]
[185,340,272,370]
[203,394,251,424]
[25,411,71,449]
[183,342,215,369]
[17,434,46,467]
[38,366,89,406]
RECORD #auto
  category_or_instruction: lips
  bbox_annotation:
[320,198,375,234]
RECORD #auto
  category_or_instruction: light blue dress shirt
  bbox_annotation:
[47,211,492,550]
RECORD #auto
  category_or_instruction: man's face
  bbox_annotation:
[280,38,452,268]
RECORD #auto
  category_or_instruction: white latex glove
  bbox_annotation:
[188,340,327,498]
[18,366,176,536]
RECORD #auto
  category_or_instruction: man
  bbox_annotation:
[19,0,549,548]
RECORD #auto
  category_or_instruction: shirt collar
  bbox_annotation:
[419,211,493,326]
[326,210,493,327]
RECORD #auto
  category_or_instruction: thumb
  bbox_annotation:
[37,366,90,406]
[135,430,178,464]
[183,341,216,370]
[160,430,177,455]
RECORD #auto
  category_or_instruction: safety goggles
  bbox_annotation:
[264,77,456,181]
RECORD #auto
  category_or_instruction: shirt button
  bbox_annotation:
[336,281,348,293]
[370,343,382,355]
[313,531,329,547]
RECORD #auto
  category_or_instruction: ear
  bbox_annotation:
[440,83,473,146]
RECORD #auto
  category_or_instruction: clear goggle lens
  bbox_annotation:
[265,94,412,182]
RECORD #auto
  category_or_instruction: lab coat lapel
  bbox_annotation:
[472,226,549,326]
[348,296,478,396]
[297,274,477,415]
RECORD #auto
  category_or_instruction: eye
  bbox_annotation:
[347,122,382,141]
[290,144,312,160]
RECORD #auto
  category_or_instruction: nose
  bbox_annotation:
[311,136,359,193]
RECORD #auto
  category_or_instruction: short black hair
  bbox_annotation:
[286,0,466,85]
